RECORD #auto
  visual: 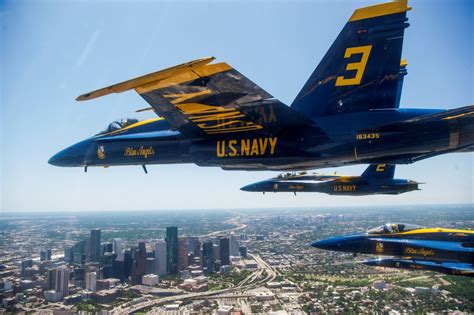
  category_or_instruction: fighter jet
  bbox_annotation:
[49,0,473,174]
[240,164,420,195]
[311,223,474,277]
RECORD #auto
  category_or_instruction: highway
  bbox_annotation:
[111,253,276,314]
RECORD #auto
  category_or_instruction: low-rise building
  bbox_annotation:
[142,274,159,286]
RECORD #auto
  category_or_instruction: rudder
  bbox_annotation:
[291,0,411,118]
[361,164,395,180]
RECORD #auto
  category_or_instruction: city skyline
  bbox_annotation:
[1,205,473,312]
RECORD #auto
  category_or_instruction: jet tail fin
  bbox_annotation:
[291,0,411,118]
[361,164,395,180]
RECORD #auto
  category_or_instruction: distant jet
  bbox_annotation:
[49,0,473,174]
[240,164,420,195]
[312,223,474,277]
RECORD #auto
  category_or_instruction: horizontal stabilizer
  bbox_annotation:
[371,105,474,131]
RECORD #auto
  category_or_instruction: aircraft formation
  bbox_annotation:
[48,0,473,276]
[49,0,473,182]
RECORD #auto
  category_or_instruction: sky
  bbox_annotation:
[1,0,473,212]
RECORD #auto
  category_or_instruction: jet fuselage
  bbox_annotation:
[49,108,473,171]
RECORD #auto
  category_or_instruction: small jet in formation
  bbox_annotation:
[312,223,474,277]
[49,0,473,178]
[240,164,420,195]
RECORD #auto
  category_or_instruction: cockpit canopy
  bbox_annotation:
[367,223,425,234]
[100,118,139,134]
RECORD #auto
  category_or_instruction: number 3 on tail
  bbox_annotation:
[335,45,372,86]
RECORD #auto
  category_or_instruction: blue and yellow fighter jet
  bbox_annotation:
[240,164,420,195]
[49,0,474,175]
[312,224,474,277]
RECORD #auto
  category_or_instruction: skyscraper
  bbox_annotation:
[85,271,97,291]
[202,240,214,275]
[230,233,239,256]
[154,240,167,277]
[113,238,123,259]
[64,246,73,263]
[73,241,86,265]
[178,237,189,271]
[90,229,101,263]
[48,266,70,297]
[21,259,33,277]
[131,241,147,284]
[219,237,230,266]
[188,237,198,255]
[194,240,202,267]
[166,227,178,275]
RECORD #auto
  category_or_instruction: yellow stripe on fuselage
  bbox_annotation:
[349,0,411,22]
[393,228,474,236]
[97,117,164,137]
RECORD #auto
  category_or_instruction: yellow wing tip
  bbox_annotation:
[350,0,411,22]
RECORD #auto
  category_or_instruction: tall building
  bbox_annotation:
[155,240,167,277]
[21,260,33,276]
[202,240,214,274]
[188,237,198,255]
[47,266,70,297]
[73,241,86,265]
[102,243,113,255]
[131,241,147,284]
[123,250,134,280]
[113,238,123,259]
[166,227,178,275]
[85,271,97,291]
[219,237,230,266]
[194,240,202,266]
[178,237,189,271]
[64,246,73,263]
[40,250,47,261]
[90,229,101,263]
[230,233,239,256]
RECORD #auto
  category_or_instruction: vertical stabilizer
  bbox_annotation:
[291,0,411,118]
[361,164,395,180]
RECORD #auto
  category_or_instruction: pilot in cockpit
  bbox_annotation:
[103,118,139,133]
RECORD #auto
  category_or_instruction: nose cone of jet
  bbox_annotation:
[240,183,258,192]
[311,237,344,250]
[362,258,383,267]
[311,234,365,252]
[48,139,92,167]
[240,180,272,192]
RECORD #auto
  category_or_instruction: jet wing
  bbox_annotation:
[76,57,311,137]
